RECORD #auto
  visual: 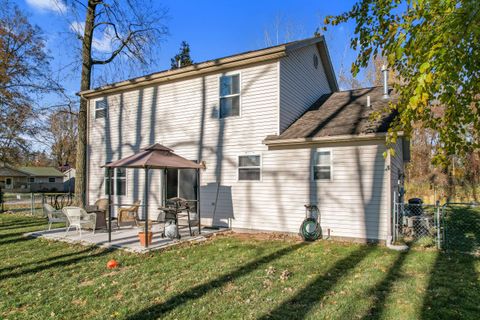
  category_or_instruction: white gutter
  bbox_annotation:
[263,132,388,147]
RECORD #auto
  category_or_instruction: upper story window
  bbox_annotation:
[95,99,107,119]
[219,74,240,118]
[105,167,127,196]
[238,155,261,181]
[313,150,332,181]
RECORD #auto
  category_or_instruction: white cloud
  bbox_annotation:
[26,0,67,14]
[69,21,114,53]
[69,21,84,35]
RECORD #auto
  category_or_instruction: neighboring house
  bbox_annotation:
[80,36,409,243]
[0,164,30,192]
[0,164,64,192]
[63,168,76,193]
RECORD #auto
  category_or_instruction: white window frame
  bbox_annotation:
[218,72,241,119]
[104,167,127,196]
[237,153,262,182]
[94,98,108,119]
[312,149,333,181]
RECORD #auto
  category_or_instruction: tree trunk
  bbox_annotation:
[74,0,96,207]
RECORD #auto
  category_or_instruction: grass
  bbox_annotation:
[1,213,479,319]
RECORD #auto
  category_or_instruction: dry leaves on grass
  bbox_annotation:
[280,269,292,281]
[265,266,276,276]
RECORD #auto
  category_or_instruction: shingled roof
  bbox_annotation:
[267,86,397,142]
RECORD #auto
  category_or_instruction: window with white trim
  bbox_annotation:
[105,167,127,195]
[219,74,240,118]
[95,99,107,119]
[238,155,261,181]
[313,150,332,180]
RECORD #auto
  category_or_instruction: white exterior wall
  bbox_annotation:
[279,44,332,132]
[32,177,62,183]
[86,43,392,241]
[87,61,279,224]
[261,140,390,240]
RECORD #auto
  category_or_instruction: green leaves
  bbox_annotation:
[324,0,480,163]
[419,62,430,73]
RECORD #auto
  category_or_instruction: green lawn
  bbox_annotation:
[1,213,479,320]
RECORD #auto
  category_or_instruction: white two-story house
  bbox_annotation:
[80,36,408,243]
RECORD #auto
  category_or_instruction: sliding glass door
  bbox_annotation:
[166,168,198,211]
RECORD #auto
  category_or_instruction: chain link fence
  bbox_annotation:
[0,192,75,216]
[393,201,439,248]
[439,203,480,255]
[394,196,480,254]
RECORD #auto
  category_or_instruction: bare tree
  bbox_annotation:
[49,104,78,167]
[73,0,168,206]
[0,0,60,164]
[263,14,306,47]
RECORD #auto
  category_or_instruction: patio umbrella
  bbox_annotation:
[102,143,203,247]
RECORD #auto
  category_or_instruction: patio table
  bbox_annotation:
[86,208,107,230]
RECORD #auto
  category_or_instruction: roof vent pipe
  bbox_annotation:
[382,64,389,99]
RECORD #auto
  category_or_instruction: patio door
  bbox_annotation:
[5,177,13,189]
[166,168,198,211]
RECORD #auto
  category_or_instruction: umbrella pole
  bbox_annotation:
[108,167,112,243]
[144,167,149,248]
[163,169,167,207]
[197,168,201,235]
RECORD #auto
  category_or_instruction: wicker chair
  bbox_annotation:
[44,203,67,230]
[62,206,97,237]
[94,198,109,212]
[117,201,141,228]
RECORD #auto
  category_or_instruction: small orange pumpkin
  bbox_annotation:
[107,259,119,269]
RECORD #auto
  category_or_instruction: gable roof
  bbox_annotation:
[265,86,398,145]
[17,167,64,177]
[79,36,338,98]
[0,166,29,177]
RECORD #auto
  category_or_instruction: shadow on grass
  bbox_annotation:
[0,220,47,231]
[361,250,408,319]
[258,245,375,320]
[0,246,101,275]
[126,242,306,320]
[421,252,480,319]
[1,246,111,280]
[0,235,35,246]
[0,219,47,231]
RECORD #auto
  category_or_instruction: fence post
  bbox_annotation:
[436,203,441,250]
[393,191,397,244]
[30,192,34,215]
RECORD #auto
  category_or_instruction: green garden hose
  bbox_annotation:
[300,217,321,241]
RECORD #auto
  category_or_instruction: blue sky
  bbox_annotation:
[17,0,361,103]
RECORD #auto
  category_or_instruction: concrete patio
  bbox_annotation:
[25,225,228,253]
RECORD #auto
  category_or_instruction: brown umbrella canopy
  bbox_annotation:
[103,143,203,169]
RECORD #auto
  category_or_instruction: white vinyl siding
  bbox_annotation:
[88,61,279,218]
[279,44,331,132]
[86,43,392,241]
